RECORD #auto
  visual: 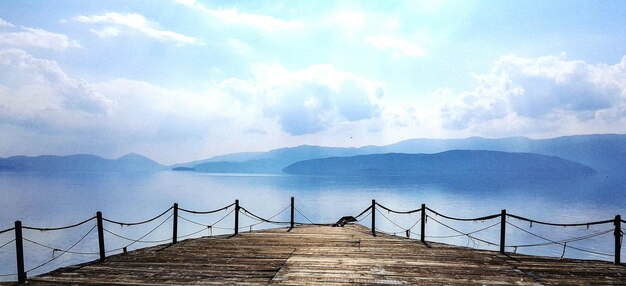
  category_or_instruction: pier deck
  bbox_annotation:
[30,224,624,285]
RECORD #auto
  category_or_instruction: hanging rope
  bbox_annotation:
[176,227,209,240]
[294,207,318,225]
[0,227,15,236]
[179,203,235,214]
[375,209,418,232]
[354,205,372,220]
[0,239,15,250]
[103,206,172,226]
[506,222,614,257]
[25,224,97,273]
[426,207,500,222]
[427,215,499,246]
[240,205,291,224]
[178,208,235,228]
[355,210,372,223]
[237,205,293,231]
[375,203,421,214]
[22,237,99,256]
[507,213,613,227]
[23,216,96,232]
[425,221,500,239]
[103,213,173,253]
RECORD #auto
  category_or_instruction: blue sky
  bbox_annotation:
[1,0,626,164]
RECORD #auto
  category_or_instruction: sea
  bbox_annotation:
[0,170,624,280]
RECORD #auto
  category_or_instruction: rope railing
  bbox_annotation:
[21,237,99,256]
[23,216,96,232]
[358,202,622,265]
[0,239,15,251]
[354,205,372,220]
[240,205,291,225]
[427,215,500,247]
[424,220,500,239]
[24,224,97,274]
[294,207,317,225]
[103,213,173,253]
[176,227,211,240]
[506,221,615,258]
[375,203,421,214]
[1,198,623,284]
[374,208,421,234]
[178,208,235,229]
[0,227,15,236]
[179,203,235,214]
[507,213,613,227]
[237,204,298,232]
[426,207,500,222]
[102,206,173,226]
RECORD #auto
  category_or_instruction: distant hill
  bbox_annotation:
[177,145,367,173]
[174,134,626,175]
[0,153,163,172]
[374,134,626,174]
[282,151,596,180]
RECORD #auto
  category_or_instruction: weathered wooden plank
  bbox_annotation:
[26,224,625,285]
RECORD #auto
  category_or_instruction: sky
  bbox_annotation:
[1,0,626,164]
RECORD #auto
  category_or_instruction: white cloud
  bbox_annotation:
[440,54,626,136]
[0,48,247,162]
[176,0,300,32]
[220,64,383,136]
[0,49,113,132]
[0,18,15,28]
[0,20,80,50]
[367,34,426,58]
[72,12,198,45]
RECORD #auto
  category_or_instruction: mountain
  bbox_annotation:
[176,134,626,175]
[180,145,367,173]
[376,134,626,174]
[0,153,163,172]
[282,151,596,181]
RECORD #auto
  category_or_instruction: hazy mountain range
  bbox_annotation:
[174,134,626,176]
[282,151,596,181]
[0,153,162,172]
[2,134,625,178]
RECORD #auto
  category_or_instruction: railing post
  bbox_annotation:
[14,221,26,284]
[615,215,622,265]
[290,197,295,229]
[234,199,239,235]
[500,209,506,254]
[172,203,178,244]
[371,199,376,237]
[96,212,105,261]
[421,204,426,243]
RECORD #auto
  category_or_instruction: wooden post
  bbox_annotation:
[96,212,105,261]
[421,204,426,243]
[371,200,376,237]
[290,197,295,229]
[14,221,26,284]
[234,199,239,235]
[500,209,506,254]
[172,203,178,244]
[615,215,621,265]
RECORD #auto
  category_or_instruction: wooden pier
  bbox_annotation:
[28,224,625,285]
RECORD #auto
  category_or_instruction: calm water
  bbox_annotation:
[0,171,624,280]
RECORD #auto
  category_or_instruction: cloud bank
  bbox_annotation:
[0,18,80,50]
[223,64,383,136]
[440,54,626,136]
